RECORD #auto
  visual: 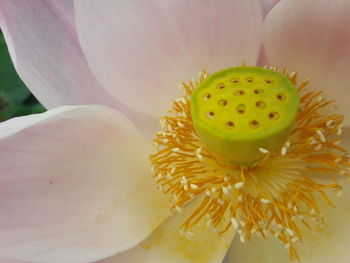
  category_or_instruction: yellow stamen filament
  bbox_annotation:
[150,66,349,261]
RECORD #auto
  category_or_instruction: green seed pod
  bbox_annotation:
[190,66,299,165]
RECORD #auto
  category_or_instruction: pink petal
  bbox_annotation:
[0,260,33,263]
[95,197,235,263]
[75,0,263,117]
[0,106,169,263]
[0,0,158,137]
[259,0,280,17]
[263,0,350,126]
[0,1,113,108]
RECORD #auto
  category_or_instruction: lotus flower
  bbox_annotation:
[0,0,350,263]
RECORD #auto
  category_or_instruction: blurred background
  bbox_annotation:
[0,31,45,122]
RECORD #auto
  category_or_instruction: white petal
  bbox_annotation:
[97,197,235,263]
[263,0,350,126]
[75,0,263,117]
[227,180,350,262]
[0,105,169,263]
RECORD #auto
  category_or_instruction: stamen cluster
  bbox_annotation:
[150,66,349,261]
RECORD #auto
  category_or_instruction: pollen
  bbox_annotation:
[150,65,349,261]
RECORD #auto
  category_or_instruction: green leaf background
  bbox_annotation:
[0,31,45,122]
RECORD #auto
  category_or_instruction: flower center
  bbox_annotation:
[191,67,299,165]
[150,65,349,261]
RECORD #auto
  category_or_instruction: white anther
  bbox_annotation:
[308,138,317,145]
[178,84,184,91]
[240,221,246,227]
[224,176,229,182]
[326,120,334,127]
[284,243,291,250]
[286,141,291,148]
[196,153,203,161]
[337,127,343,135]
[291,237,300,244]
[335,158,342,163]
[274,231,281,238]
[230,217,239,228]
[172,147,180,152]
[287,202,293,209]
[177,121,185,128]
[239,234,246,243]
[175,206,182,213]
[211,187,217,193]
[315,144,322,151]
[170,167,176,174]
[336,190,343,197]
[261,198,271,204]
[206,219,212,228]
[316,129,326,143]
[339,170,346,175]
[259,147,270,154]
[238,195,243,202]
[205,190,211,197]
[190,184,198,190]
[281,146,287,156]
[222,186,230,195]
[234,182,245,189]
[184,185,188,191]
[262,229,269,237]
[196,147,202,154]
[277,224,283,230]
[217,198,225,205]
[286,228,294,236]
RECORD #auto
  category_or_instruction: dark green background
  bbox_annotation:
[0,31,45,122]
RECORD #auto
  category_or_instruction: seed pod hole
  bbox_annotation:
[218,99,228,106]
[206,111,215,119]
[217,83,225,90]
[254,89,264,94]
[277,93,287,101]
[234,90,245,96]
[269,112,280,120]
[247,77,254,83]
[256,101,267,109]
[265,79,274,84]
[203,93,211,100]
[249,120,260,129]
[226,121,235,129]
[237,104,246,114]
[230,78,240,83]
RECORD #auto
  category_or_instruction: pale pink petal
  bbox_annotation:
[0,106,169,263]
[0,1,114,108]
[0,260,33,263]
[227,178,350,262]
[96,197,235,263]
[0,0,159,137]
[75,0,263,117]
[259,0,280,17]
[263,0,350,126]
